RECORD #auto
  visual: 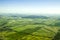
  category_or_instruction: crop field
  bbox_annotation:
[0,15,60,40]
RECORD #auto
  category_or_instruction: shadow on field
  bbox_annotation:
[52,29,60,40]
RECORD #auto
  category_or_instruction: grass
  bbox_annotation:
[0,16,60,40]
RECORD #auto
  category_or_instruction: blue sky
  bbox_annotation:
[0,0,60,15]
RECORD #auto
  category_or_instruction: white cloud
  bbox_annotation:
[0,8,60,15]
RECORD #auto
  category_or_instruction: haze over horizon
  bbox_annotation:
[0,0,60,15]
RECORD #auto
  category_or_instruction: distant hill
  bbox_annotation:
[0,13,60,19]
[22,15,49,19]
[0,13,49,19]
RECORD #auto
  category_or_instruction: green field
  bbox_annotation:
[0,15,60,40]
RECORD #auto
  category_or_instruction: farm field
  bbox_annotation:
[0,14,60,40]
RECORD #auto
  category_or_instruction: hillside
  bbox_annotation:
[0,14,60,40]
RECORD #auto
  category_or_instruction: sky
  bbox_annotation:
[0,0,60,15]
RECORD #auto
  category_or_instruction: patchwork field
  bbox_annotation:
[0,15,60,40]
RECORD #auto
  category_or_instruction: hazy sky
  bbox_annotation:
[0,0,60,15]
